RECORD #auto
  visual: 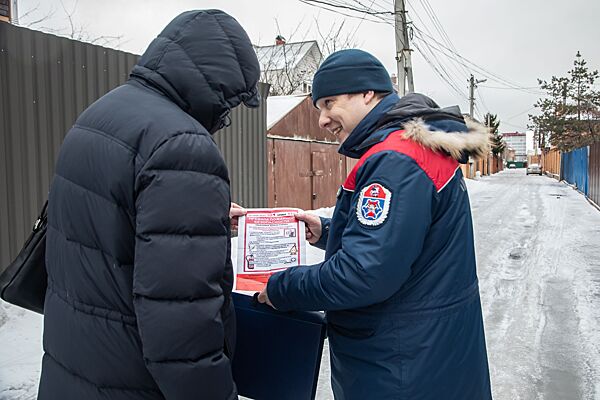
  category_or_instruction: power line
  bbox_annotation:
[413,41,468,100]
[476,86,490,114]
[351,0,379,36]
[480,85,541,90]
[504,106,537,121]
[415,0,470,78]
[404,3,468,85]
[298,0,391,23]
[349,0,396,23]
[501,121,528,130]
[351,1,470,100]
[415,37,466,97]
[411,26,544,95]
[344,0,469,98]
[300,0,392,15]
[298,0,543,117]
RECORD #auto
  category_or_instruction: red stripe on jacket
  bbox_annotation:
[343,130,459,192]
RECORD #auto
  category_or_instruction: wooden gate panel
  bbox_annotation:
[311,143,345,209]
[272,140,312,210]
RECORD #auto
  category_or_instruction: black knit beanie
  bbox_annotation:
[311,49,394,106]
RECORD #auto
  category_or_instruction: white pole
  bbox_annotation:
[11,0,19,24]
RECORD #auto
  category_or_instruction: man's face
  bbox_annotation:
[315,92,377,143]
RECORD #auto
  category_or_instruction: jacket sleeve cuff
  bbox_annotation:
[312,217,331,251]
[266,270,286,311]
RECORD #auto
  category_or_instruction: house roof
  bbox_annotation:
[267,94,309,129]
[254,41,318,71]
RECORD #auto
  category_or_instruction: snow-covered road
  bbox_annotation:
[1,169,599,399]
[471,169,600,400]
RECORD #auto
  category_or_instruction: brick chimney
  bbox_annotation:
[0,0,11,23]
[275,35,286,46]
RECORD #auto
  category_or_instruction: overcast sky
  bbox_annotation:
[14,0,600,137]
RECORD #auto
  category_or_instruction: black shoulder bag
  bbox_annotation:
[0,200,48,314]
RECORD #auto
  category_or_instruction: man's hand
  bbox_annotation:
[295,211,322,244]
[257,287,274,308]
[229,202,246,231]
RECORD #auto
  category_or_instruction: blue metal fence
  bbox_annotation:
[561,147,589,195]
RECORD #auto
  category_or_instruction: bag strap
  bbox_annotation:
[33,200,48,231]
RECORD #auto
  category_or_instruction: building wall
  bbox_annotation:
[503,133,527,162]
[268,96,335,142]
[295,44,322,93]
[259,43,321,96]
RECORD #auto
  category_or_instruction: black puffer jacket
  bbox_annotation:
[38,10,259,400]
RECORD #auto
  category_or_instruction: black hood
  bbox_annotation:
[130,10,260,133]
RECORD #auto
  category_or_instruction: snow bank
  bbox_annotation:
[0,302,43,400]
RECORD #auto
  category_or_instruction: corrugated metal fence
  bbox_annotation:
[214,83,269,209]
[0,23,268,269]
[0,23,139,269]
[561,147,589,195]
[589,142,600,207]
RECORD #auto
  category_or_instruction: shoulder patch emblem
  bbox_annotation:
[356,183,392,226]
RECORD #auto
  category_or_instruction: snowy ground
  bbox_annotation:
[471,170,600,400]
[1,170,600,399]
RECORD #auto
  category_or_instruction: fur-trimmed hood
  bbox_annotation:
[376,93,491,163]
[339,93,491,162]
[402,117,491,161]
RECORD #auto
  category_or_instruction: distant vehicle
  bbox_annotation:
[508,164,517,169]
[526,163,543,175]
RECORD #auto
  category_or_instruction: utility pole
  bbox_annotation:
[11,0,19,24]
[394,0,414,95]
[468,74,486,118]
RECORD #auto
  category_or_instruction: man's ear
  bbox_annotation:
[363,91,376,104]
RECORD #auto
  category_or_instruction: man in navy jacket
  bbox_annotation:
[258,49,492,399]
[39,10,259,400]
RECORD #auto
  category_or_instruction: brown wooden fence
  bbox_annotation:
[460,155,503,178]
[541,149,561,177]
[267,139,348,210]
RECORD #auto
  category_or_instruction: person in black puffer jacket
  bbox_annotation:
[38,10,260,400]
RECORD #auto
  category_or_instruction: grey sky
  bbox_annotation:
[14,0,600,136]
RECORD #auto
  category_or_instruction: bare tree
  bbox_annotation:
[314,18,358,56]
[17,3,56,27]
[16,1,125,49]
[257,17,359,96]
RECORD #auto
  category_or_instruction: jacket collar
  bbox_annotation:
[338,93,399,158]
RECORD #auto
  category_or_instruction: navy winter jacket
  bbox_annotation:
[268,93,493,399]
[38,10,259,400]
